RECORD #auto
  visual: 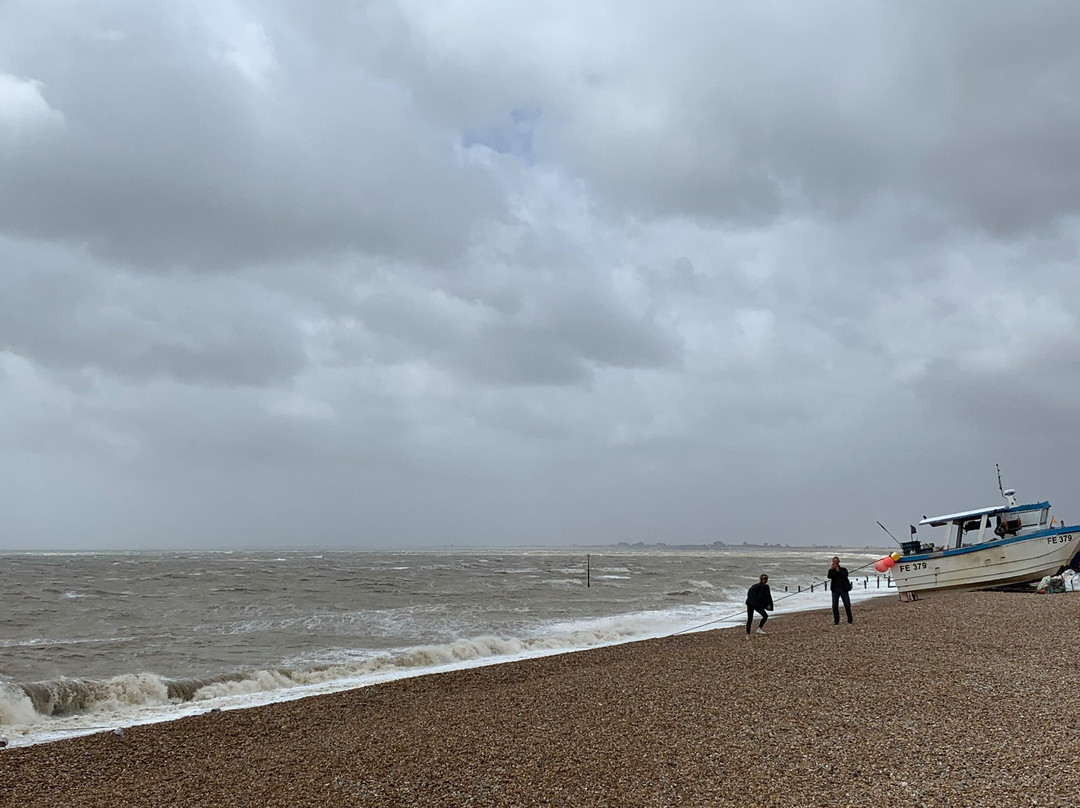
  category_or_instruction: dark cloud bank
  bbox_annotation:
[1,1,1078,549]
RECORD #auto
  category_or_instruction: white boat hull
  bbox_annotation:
[891,531,1078,595]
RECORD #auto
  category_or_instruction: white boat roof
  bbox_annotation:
[919,505,1009,527]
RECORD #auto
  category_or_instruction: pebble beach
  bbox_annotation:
[3,591,1079,808]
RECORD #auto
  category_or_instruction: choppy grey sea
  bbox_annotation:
[0,547,889,746]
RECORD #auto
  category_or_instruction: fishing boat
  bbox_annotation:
[890,481,1080,599]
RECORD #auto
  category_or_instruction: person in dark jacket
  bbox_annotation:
[827,556,853,625]
[745,574,774,636]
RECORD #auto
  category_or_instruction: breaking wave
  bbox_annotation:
[0,616,711,731]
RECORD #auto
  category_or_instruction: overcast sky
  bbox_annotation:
[2,1,1078,551]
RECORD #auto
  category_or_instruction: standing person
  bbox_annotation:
[745,574,774,636]
[827,556,853,625]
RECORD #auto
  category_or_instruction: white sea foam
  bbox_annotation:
[0,684,38,725]
[90,674,171,711]
[0,636,135,649]
[191,670,298,700]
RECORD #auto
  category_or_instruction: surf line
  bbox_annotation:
[668,559,884,637]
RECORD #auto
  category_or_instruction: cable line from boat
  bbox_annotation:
[668,558,884,637]
[876,521,904,548]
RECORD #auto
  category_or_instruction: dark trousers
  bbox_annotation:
[832,589,853,624]
[746,606,768,633]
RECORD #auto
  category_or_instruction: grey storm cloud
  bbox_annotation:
[350,285,680,387]
[1,0,1079,550]
[0,1,499,272]
[0,242,308,386]
[395,1,1080,231]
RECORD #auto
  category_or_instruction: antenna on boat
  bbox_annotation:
[996,463,1018,507]
[876,521,903,547]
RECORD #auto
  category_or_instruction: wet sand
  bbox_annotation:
[3,591,1080,807]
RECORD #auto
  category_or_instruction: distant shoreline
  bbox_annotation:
[573,542,887,551]
[0,544,890,555]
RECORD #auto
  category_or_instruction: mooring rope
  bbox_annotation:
[669,558,885,636]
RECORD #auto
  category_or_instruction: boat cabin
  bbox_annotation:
[912,489,1052,554]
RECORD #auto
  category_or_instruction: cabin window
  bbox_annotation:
[1040,507,1049,526]
[1019,511,1043,528]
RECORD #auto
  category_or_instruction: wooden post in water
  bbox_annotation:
[586,554,590,588]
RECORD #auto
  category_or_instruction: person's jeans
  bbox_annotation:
[746,606,768,633]
[832,590,852,624]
